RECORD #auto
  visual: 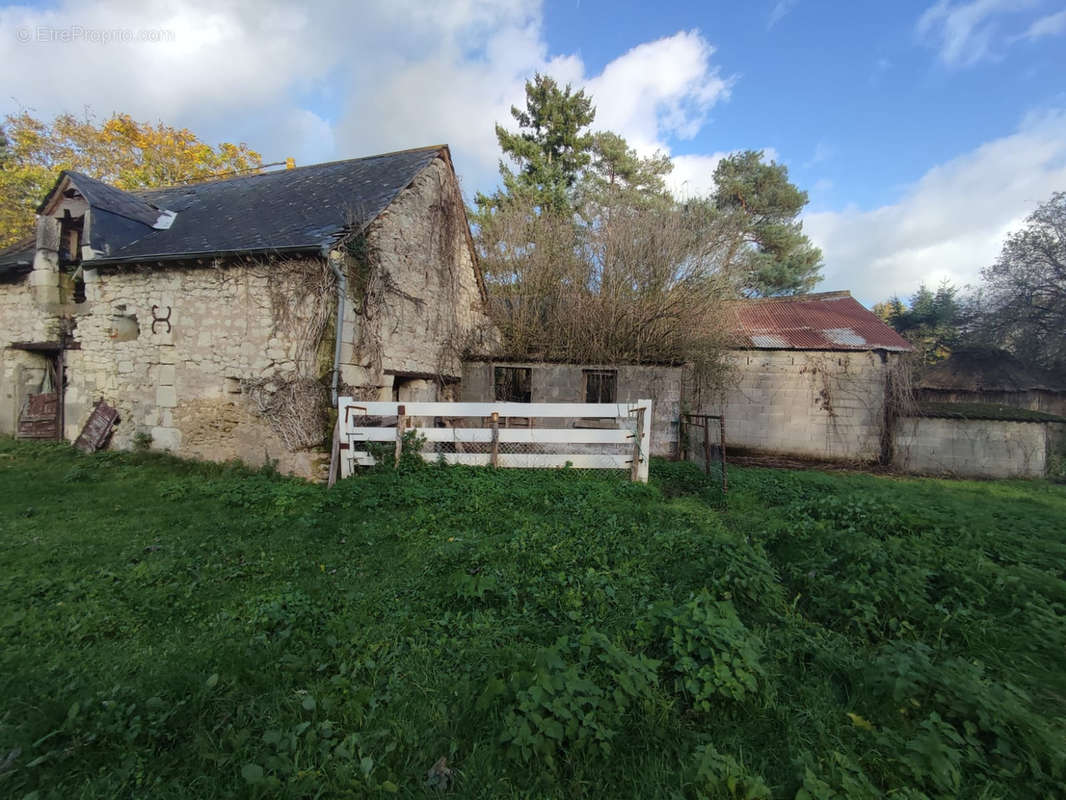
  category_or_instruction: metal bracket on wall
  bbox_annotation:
[151,305,172,334]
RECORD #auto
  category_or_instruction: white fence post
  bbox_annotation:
[631,399,651,484]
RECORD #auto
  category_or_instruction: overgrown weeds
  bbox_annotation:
[0,439,1064,797]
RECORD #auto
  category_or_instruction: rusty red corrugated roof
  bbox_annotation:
[732,291,913,352]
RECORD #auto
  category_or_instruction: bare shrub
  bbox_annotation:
[478,199,735,388]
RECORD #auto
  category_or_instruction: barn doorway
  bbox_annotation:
[12,344,64,441]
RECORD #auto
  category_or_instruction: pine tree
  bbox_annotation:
[713,150,823,296]
[576,131,673,217]
[475,74,595,215]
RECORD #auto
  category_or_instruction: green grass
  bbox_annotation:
[1,439,1064,799]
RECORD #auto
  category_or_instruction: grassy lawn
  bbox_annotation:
[1,438,1064,799]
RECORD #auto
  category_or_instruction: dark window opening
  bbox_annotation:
[58,211,84,267]
[584,370,617,403]
[494,367,532,403]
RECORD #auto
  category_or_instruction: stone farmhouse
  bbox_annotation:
[3,144,1053,480]
[0,145,494,477]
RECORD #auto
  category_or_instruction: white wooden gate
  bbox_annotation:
[336,399,652,482]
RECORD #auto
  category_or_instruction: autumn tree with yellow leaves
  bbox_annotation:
[0,111,262,249]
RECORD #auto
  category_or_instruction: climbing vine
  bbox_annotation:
[880,354,918,464]
[339,160,495,397]
[242,257,336,449]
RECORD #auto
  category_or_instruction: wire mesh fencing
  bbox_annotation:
[678,413,728,499]
[334,400,652,482]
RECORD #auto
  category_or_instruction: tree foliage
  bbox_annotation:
[472,74,822,376]
[475,74,595,216]
[0,111,262,249]
[875,282,961,367]
[972,192,1066,379]
[479,200,732,372]
[711,150,823,296]
[577,131,673,217]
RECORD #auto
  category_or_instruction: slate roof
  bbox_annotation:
[0,237,35,279]
[40,145,447,265]
[732,291,913,352]
[39,171,164,227]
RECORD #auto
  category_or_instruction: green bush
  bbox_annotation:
[655,592,765,710]
[479,630,660,769]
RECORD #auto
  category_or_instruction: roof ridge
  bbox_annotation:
[742,290,852,304]
[135,144,449,193]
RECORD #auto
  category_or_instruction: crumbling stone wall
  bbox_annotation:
[0,276,62,436]
[461,360,682,457]
[338,157,494,398]
[706,349,896,462]
[62,259,331,477]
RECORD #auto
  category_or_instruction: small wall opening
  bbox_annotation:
[584,369,617,403]
[110,314,140,342]
[58,210,84,267]
[494,366,532,403]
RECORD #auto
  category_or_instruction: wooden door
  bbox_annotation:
[16,357,61,440]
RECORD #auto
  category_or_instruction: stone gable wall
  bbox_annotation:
[337,157,494,397]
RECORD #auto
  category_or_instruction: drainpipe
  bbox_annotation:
[326,248,346,407]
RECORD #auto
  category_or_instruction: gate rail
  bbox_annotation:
[679,413,728,495]
[334,399,652,483]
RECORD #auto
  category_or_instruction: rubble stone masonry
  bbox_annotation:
[0,157,493,479]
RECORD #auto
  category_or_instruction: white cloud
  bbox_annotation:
[767,0,798,29]
[668,153,728,199]
[0,1,732,200]
[1014,8,1066,41]
[0,0,342,155]
[804,110,1066,304]
[666,146,780,199]
[805,141,834,168]
[583,31,731,154]
[916,0,1036,66]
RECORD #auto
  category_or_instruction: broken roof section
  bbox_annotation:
[35,145,448,265]
[733,290,913,352]
[919,347,1065,393]
[0,237,35,279]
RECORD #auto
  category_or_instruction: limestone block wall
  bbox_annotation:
[62,259,331,477]
[705,350,894,462]
[339,157,494,399]
[893,417,1049,478]
[0,276,63,436]
[1049,421,1066,460]
[461,361,682,457]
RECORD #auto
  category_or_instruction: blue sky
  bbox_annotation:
[2,0,1065,303]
